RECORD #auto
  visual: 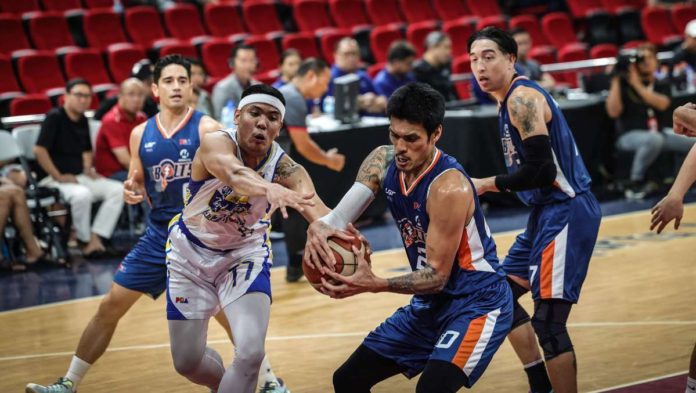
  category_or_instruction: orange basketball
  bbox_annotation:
[302,236,369,292]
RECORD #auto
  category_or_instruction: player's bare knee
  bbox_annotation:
[233,345,265,369]
[531,300,574,360]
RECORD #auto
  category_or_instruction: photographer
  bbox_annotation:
[606,43,695,199]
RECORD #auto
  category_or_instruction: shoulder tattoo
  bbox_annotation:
[509,94,537,136]
[356,145,395,192]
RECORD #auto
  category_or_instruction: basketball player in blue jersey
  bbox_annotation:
[304,83,513,392]
[467,27,602,393]
[165,84,330,393]
[26,56,287,393]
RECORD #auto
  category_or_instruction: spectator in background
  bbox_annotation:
[212,44,260,123]
[606,43,695,199]
[188,58,214,116]
[273,49,302,89]
[373,40,417,98]
[328,38,387,114]
[413,31,458,102]
[278,58,345,282]
[95,59,158,120]
[34,79,124,257]
[510,28,555,90]
[0,169,43,271]
[95,78,147,181]
[670,20,696,79]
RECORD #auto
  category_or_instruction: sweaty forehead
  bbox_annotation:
[160,64,188,79]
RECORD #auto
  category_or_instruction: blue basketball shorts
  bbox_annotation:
[502,191,601,303]
[113,222,169,299]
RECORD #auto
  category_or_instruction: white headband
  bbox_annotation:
[237,93,286,120]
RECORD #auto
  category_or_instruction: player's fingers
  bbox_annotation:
[307,242,325,274]
[302,192,315,200]
[280,206,289,219]
[657,221,668,234]
[320,241,337,269]
[675,216,681,230]
[325,269,350,285]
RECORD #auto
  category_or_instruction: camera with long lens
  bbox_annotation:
[613,52,646,77]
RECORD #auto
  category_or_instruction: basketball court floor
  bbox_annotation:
[1,203,695,392]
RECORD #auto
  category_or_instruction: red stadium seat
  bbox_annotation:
[201,38,234,78]
[26,11,76,51]
[106,43,147,82]
[452,54,471,74]
[0,14,31,54]
[124,6,167,48]
[318,28,351,63]
[16,51,65,93]
[0,0,39,14]
[244,35,280,74]
[370,24,404,63]
[542,12,581,49]
[432,0,470,22]
[566,0,603,18]
[443,17,478,57]
[164,4,207,41]
[83,0,113,9]
[590,43,619,58]
[641,7,681,46]
[528,46,557,65]
[558,44,588,87]
[10,94,52,116]
[0,54,21,94]
[294,0,334,32]
[454,80,471,100]
[204,3,246,37]
[155,39,198,59]
[399,0,437,23]
[64,48,113,85]
[510,14,549,47]
[601,0,646,14]
[282,32,321,59]
[83,9,129,50]
[465,0,501,17]
[41,0,82,11]
[365,0,404,25]
[242,0,284,35]
[406,20,439,56]
[671,4,696,34]
[367,62,384,79]
[476,15,508,31]
[329,0,370,29]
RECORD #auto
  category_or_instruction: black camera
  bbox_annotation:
[613,53,646,76]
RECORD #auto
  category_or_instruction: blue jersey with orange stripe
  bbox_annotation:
[382,149,506,297]
[140,108,203,225]
[499,77,592,206]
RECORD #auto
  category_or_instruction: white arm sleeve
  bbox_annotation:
[318,182,375,229]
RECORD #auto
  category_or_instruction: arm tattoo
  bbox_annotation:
[509,95,537,136]
[356,145,395,194]
[272,157,301,183]
[386,265,445,295]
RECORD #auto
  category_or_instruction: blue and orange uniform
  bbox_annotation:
[499,76,601,302]
[363,149,513,387]
[113,108,203,297]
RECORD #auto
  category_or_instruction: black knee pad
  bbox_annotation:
[531,300,574,360]
[416,360,469,393]
[507,277,531,329]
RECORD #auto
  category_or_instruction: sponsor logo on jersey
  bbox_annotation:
[150,159,192,191]
[178,138,192,146]
[179,149,190,160]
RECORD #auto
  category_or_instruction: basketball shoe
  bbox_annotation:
[259,377,290,393]
[26,377,75,393]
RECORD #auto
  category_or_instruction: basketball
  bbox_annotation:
[302,236,369,292]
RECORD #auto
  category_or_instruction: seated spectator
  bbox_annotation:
[511,28,555,90]
[211,44,260,124]
[95,59,158,120]
[273,48,302,89]
[328,38,387,114]
[606,43,696,199]
[95,78,147,181]
[0,169,44,271]
[413,31,458,102]
[34,79,125,257]
[670,20,696,83]
[188,58,213,116]
[373,40,417,98]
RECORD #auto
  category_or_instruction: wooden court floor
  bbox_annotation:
[2,205,695,392]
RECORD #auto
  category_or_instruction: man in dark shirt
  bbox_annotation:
[671,20,696,78]
[94,59,158,120]
[34,79,124,256]
[606,43,696,199]
[413,31,458,102]
[373,40,417,99]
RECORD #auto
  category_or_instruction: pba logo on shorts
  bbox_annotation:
[175,297,189,304]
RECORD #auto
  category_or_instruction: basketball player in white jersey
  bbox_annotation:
[166,84,330,393]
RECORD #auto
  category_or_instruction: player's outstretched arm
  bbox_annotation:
[472,87,556,195]
[198,115,224,139]
[322,170,473,298]
[651,143,696,233]
[304,145,393,271]
[124,123,146,205]
[196,131,315,217]
[272,154,330,223]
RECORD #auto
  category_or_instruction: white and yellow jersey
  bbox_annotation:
[177,128,285,252]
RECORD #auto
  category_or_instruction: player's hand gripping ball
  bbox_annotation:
[303,236,370,292]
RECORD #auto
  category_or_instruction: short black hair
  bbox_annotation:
[240,84,286,107]
[296,57,329,77]
[387,40,416,63]
[280,48,300,65]
[230,44,256,62]
[509,27,529,37]
[467,26,518,57]
[66,78,91,93]
[387,83,445,136]
[187,57,205,71]
[153,54,191,84]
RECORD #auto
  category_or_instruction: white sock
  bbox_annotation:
[258,355,278,386]
[65,356,91,391]
[687,376,696,393]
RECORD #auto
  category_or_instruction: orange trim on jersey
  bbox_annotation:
[399,149,441,196]
[457,229,473,270]
[540,240,555,299]
[155,107,193,139]
[451,314,488,369]
[287,126,308,133]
